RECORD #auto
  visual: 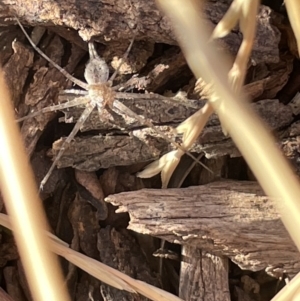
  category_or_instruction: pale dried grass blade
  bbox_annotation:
[50,242,184,301]
[160,151,183,188]
[210,0,243,39]
[0,69,70,301]
[285,0,300,55]
[51,242,136,293]
[137,103,214,187]
[179,0,258,160]
[138,91,215,188]
[271,271,300,300]
[0,213,69,247]
[156,0,300,267]
[211,0,259,92]
[0,213,183,301]
[230,0,259,91]
[139,0,259,187]
[0,213,134,293]
[177,102,214,147]
[137,151,181,179]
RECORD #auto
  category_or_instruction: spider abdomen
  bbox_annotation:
[84,58,109,85]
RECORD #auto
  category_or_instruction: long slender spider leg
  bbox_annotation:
[113,99,213,174]
[57,93,86,103]
[59,89,88,96]
[115,92,199,109]
[17,96,90,122]
[40,102,96,190]
[87,42,101,61]
[108,37,135,84]
[16,17,89,90]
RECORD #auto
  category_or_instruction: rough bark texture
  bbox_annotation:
[105,180,300,278]
[1,0,281,64]
[180,246,230,301]
[97,227,161,300]
[53,97,295,170]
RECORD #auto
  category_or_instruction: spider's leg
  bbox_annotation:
[113,100,213,176]
[59,89,88,96]
[16,17,88,90]
[108,37,135,84]
[17,96,90,122]
[115,92,198,109]
[58,90,88,103]
[40,101,96,190]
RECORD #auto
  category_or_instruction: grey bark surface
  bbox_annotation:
[53,97,295,170]
[2,1,280,64]
[105,180,300,278]
[97,227,161,301]
[179,237,231,301]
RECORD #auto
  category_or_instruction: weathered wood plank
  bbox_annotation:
[105,180,300,278]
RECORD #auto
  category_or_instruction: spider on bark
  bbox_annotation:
[16,18,211,190]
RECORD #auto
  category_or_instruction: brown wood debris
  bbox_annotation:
[106,180,300,278]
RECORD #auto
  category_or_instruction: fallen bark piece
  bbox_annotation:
[53,98,293,170]
[105,180,300,278]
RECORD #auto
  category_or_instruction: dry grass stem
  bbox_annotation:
[139,0,259,187]
[211,0,259,91]
[270,272,300,301]
[0,70,70,301]
[156,0,300,272]
[137,102,214,187]
[285,0,300,55]
[0,213,183,301]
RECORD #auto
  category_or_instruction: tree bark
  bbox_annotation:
[2,0,281,65]
[180,246,230,301]
[105,180,300,278]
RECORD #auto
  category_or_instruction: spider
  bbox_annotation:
[16,18,211,190]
